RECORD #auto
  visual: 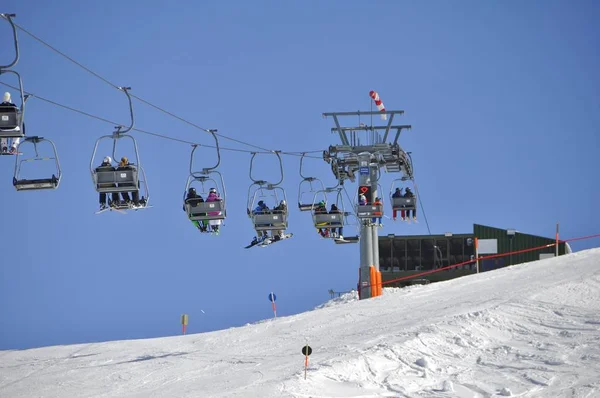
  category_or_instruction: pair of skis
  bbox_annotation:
[95,204,152,215]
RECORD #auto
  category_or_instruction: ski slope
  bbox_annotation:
[1,249,599,397]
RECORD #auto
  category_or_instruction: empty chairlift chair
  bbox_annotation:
[12,136,61,191]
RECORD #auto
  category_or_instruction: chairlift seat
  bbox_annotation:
[313,213,344,229]
[356,204,384,218]
[185,199,225,221]
[94,166,139,193]
[13,175,59,191]
[0,107,23,137]
[391,196,416,211]
[252,212,288,231]
[298,203,314,212]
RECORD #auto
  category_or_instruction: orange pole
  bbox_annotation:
[556,223,559,257]
[369,266,376,297]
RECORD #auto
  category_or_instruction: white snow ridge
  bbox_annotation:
[2,248,600,397]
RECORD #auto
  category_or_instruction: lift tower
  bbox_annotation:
[322,110,413,299]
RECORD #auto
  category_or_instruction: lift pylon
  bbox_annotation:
[322,109,413,300]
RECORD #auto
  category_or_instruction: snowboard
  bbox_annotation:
[244,233,293,249]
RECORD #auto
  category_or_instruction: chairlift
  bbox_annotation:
[183,134,226,230]
[0,14,25,141]
[311,187,345,231]
[247,151,289,237]
[12,136,61,190]
[355,182,385,220]
[89,87,149,212]
[331,212,360,244]
[297,152,325,211]
[389,178,416,219]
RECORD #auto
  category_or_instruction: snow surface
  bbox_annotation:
[2,249,600,397]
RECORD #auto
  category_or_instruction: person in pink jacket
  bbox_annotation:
[206,188,223,233]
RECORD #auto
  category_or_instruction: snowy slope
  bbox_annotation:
[1,249,599,398]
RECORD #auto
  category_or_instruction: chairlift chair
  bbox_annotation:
[390,178,416,215]
[12,136,61,190]
[297,152,325,211]
[311,187,345,231]
[183,138,226,224]
[0,72,25,140]
[355,182,385,219]
[247,184,289,233]
[246,152,289,235]
[89,87,149,211]
[184,174,226,222]
[298,177,325,211]
[0,14,25,140]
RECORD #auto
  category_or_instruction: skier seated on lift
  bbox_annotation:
[252,200,270,240]
[392,187,404,221]
[329,204,343,239]
[206,188,222,233]
[0,92,21,154]
[314,201,329,237]
[403,187,417,221]
[271,200,287,239]
[184,187,208,232]
[116,156,143,208]
[372,197,383,226]
[253,200,269,214]
[358,194,367,206]
[97,156,120,210]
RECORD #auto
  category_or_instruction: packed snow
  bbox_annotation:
[1,249,600,397]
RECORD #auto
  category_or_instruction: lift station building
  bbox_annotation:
[379,224,571,287]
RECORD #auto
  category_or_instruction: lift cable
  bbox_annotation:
[0,81,322,159]
[7,18,295,154]
[406,153,432,235]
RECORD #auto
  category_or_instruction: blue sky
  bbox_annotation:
[1,0,598,350]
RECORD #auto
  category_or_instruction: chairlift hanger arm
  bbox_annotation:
[114,86,134,135]
[299,152,314,180]
[0,13,19,69]
[205,129,221,172]
[249,151,284,186]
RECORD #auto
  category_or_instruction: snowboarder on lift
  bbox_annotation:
[185,187,207,232]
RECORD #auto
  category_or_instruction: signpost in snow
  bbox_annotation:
[181,314,189,335]
[302,344,312,380]
[268,292,277,318]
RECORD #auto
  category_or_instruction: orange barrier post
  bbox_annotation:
[556,223,559,257]
[369,266,376,296]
